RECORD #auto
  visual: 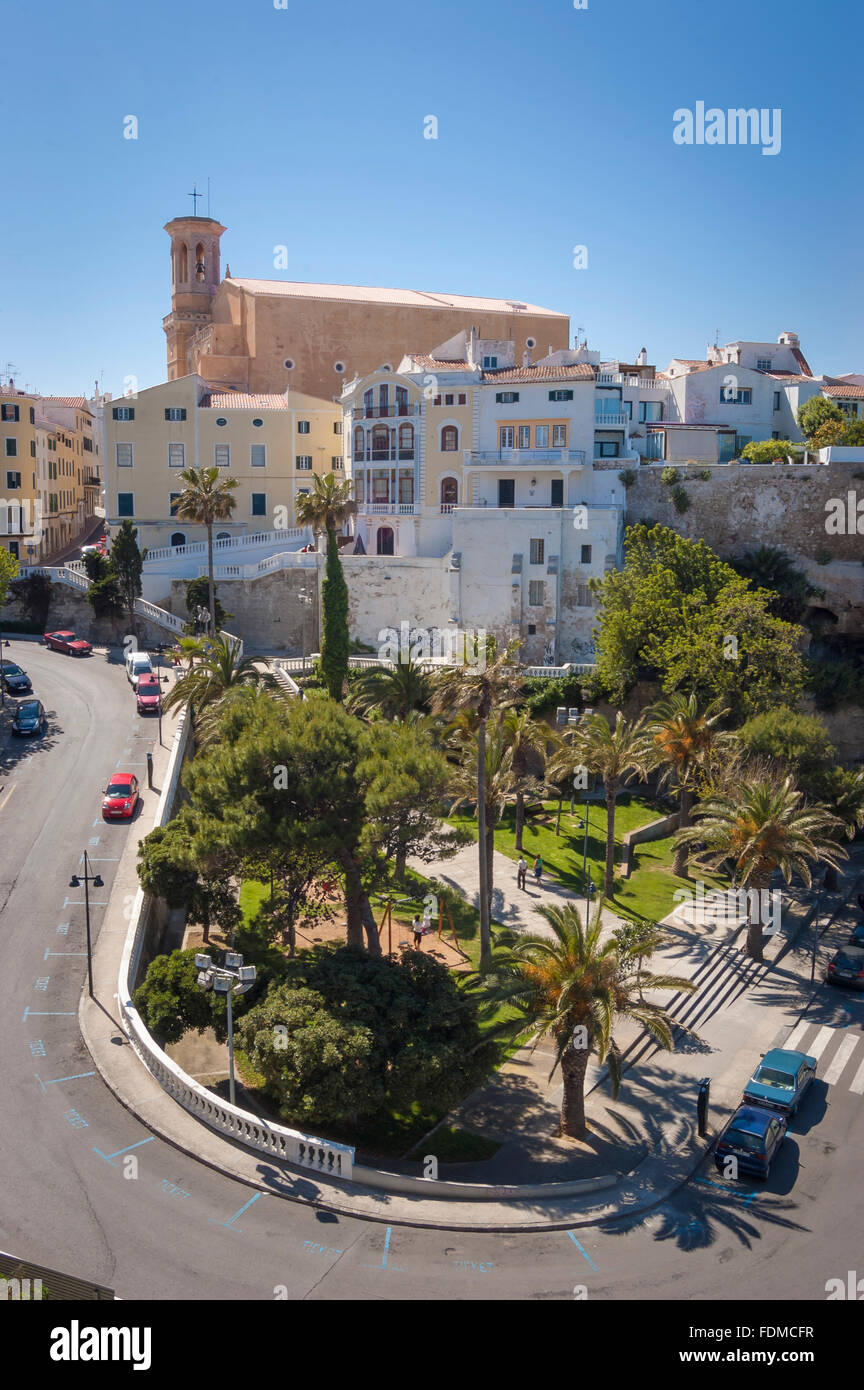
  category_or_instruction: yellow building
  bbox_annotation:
[0,387,100,562]
[104,374,341,551]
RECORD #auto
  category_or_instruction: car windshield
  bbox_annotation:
[2,663,22,675]
[107,783,132,797]
[724,1128,765,1153]
[17,701,39,717]
[64,634,77,642]
[835,952,861,969]
[754,1067,795,1090]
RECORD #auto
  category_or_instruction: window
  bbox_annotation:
[215,416,228,427]
[284,358,295,371]
[355,474,365,503]
[445,394,454,406]
[553,424,567,446]
[353,427,365,461]
[170,532,187,547]
[483,356,498,369]
[398,472,414,504]
[771,431,781,440]
[117,492,134,516]
[499,426,515,449]
[549,389,573,402]
[756,358,772,371]
[773,391,781,411]
[251,444,266,468]
[116,442,133,467]
[252,418,263,428]
[527,623,536,636]
[30,440,36,458]
[581,544,592,564]
[441,425,458,451]
[169,492,181,516]
[332,456,343,468]
[638,400,664,422]
[5,438,17,457]
[333,421,343,435]
[251,493,267,517]
[398,423,414,458]
[168,443,185,468]
[433,395,442,406]
[535,426,549,447]
[29,407,35,424]
[530,538,545,565]
[721,387,752,405]
[6,471,21,489]
[298,420,310,434]
[296,456,313,470]
[216,531,232,541]
[334,361,346,375]
[518,426,531,448]
[735,435,751,453]
[214,444,230,468]
[496,392,519,403]
[165,407,187,421]
[441,477,458,507]
[1,404,19,422]
[8,541,18,559]
[528,580,545,606]
[112,406,134,420]
[594,441,620,458]
[458,393,467,405]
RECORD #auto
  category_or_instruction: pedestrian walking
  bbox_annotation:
[517,856,527,890]
[412,915,424,949]
[533,855,543,887]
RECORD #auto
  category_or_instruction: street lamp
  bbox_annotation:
[69,852,104,998]
[297,587,314,666]
[195,951,257,1107]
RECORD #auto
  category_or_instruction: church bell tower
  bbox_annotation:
[163,214,226,379]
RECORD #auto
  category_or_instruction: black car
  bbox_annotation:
[0,660,32,694]
[715,1103,787,1179]
[848,921,864,948]
[826,944,864,991]
[11,698,45,736]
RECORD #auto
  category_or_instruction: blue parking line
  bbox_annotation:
[36,1071,96,1092]
[693,1176,759,1205]
[566,1230,599,1272]
[208,1191,262,1232]
[363,1225,403,1271]
[22,1008,75,1021]
[93,1137,155,1167]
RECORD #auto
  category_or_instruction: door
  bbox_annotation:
[550,479,563,507]
[498,479,515,508]
[376,526,394,555]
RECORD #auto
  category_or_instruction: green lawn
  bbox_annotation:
[450,795,729,925]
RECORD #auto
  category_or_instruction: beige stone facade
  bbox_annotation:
[1,386,100,562]
[162,216,570,401]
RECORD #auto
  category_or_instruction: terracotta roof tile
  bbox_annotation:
[822,383,864,399]
[201,392,290,410]
[41,396,90,409]
[482,363,595,383]
[405,356,474,371]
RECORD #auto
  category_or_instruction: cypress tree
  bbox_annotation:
[320,528,349,701]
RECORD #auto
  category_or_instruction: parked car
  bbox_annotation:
[825,945,864,991]
[125,651,153,688]
[44,630,92,656]
[11,699,45,736]
[847,922,864,948]
[742,1048,817,1115]
[0,660,33,694]
[715,1104,787,1179]
[135,673,162,714]
[102,774,140,820]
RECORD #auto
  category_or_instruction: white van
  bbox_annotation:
[125,651,153,688]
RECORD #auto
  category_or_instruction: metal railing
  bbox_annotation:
[468,448,586,465]
[352,403,420,418]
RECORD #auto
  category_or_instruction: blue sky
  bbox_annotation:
[2,0,862,397]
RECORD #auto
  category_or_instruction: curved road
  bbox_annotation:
[1,639,863,1301]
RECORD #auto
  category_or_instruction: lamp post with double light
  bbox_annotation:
[195,952,257,1106]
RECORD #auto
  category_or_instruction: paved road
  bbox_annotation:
[1,638,863,1300]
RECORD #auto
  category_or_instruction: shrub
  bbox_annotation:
[660,466,679,486]
[520,673,582,714]
[618,468,637,489]
[697,469,712,481]
[670,484,691,513]
[815,549,832,566]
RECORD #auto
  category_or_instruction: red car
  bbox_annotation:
[136,673,162,714]
[102,773,140,820]
[44,630,92,656]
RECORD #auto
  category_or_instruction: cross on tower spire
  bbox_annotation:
[188,183,202,215]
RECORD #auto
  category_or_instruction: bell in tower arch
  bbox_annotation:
[195,242,206,282]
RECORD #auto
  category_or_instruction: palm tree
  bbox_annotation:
[550,712,652,898]
[819,767,864,891]
[348,654,432,721]
[163,634,275,723]
[488,902,695,1138]
[295,474,356,701]
[676,776,848,961]
[502,708,558,852]
[646,693,734,878]
[430,640,523,968]
[174,468,239,637]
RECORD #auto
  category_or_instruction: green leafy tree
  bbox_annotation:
[137,820,241,945]
[295,474,356,700]
[174,467,239,636]
[797,396,844,447]
[430,640,524,967]
[819,767,864,889]
[741,439,796,463]
[486,903,695,1138]
[108,519,143,633]
[133,949,230,1045]
[237,946,495,1130]
[737,707,836,799]
[0,548,18,607]
[676,777,847,960]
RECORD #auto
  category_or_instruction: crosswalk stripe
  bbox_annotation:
[807,1026,835,1061]
[823,1034,859,1086]
[849,1057,864,1096]
[785,1019,811,1050]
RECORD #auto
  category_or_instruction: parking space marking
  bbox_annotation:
[823,1034,859,1085]
[693,1176,760,1206]
[566,1230,599,1271]
[44,948,85,959]
[93,1137,155,1167]
[22,1008,75,1020]
[36,1071,96,1092]
[208,1192,262,1233]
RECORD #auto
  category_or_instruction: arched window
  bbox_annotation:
[378,383,389,413]
[441,477,458,507]
[441,425,459,452]
[177,243,188,283]
[216,531,231,541]
[376,526,395,556]
[363,389,373,418]
[371,425,389,461]
[195,242,206,282]
[170,531,187,548]
[398,424,414,459]
[353,426,365,461]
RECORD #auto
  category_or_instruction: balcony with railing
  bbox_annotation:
[352,403,421,419]
[356,501,418,516]
[467,448,586,466]
[594,411,631,427]
[352,449,416,463]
